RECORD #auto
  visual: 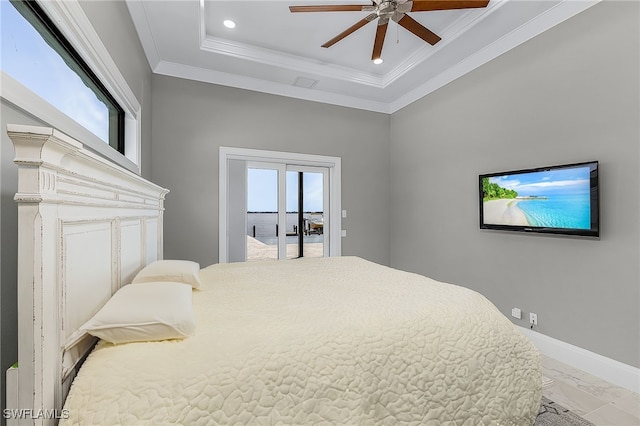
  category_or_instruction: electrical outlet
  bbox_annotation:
[529,312,538,326]
[511,308,522,319]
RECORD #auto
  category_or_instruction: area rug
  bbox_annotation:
[535,396,596,426]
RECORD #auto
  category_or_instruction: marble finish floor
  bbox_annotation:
[542,355,640,425]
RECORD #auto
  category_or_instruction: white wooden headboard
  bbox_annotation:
[7,124,169,424]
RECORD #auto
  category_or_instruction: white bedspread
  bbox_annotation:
[62,256,541,425]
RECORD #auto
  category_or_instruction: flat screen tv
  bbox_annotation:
[479,161,599,237]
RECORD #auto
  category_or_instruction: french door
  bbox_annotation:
[219,147,341,263]
[246,163,328,261]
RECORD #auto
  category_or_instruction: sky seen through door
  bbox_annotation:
[247,169,323,212]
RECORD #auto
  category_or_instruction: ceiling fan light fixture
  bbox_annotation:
[290,0,490,62]
[223,19,236,29]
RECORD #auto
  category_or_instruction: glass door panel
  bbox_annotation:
[246,167,280,261]
[286,167,327,259]
[302,171,325,259]
[245,163,328,261]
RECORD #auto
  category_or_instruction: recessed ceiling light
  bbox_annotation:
[372,58,383,65]
[223,19,236,29]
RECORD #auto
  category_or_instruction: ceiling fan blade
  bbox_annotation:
[410,0,489,12]
[397,14,441,45]
[322,14,377,48]
[371,22,388,61]
[289,4,370,12]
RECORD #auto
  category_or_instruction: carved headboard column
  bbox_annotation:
[8,124,169,424]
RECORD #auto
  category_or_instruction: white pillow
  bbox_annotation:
[81,282,196,344]
[132,260,201,289]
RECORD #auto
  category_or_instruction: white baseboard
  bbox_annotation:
[518,326,640,394]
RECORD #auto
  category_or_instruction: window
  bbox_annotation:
[1,0,124,153]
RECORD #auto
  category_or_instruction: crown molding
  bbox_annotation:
[126,0,160,69]
[382,0,506,85]
[197,0,383,87]
[388,0,602,113]
[129,0,602,115]
[197,0,505,89]
[200,35,385,87]
[153,60,392,114]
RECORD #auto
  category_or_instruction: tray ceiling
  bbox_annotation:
[126,0,599,113]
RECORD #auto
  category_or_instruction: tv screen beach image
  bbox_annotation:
[482,166,592,229]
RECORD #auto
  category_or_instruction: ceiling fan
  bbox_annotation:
[289,0,490,63]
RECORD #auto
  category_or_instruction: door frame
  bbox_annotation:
[219,146,342,263]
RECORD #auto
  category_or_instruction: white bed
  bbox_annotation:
[10,125,542,426]
[61,256,541,425]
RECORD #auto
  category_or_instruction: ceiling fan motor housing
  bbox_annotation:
[378,1,412,23]
[378,1,396,17]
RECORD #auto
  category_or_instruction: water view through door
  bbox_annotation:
[247,166,327,261]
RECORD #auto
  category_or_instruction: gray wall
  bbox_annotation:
[151,75,391,267]
[0,1,152,420]
[389,1,639,367]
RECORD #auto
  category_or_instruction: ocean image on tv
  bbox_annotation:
[482,166,591,229]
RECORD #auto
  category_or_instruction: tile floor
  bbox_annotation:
[542,355,640,425]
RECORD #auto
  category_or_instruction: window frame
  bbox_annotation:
[0,0,142,174]
[8,0,125,154]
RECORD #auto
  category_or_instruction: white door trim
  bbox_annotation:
[219,146,342,263]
